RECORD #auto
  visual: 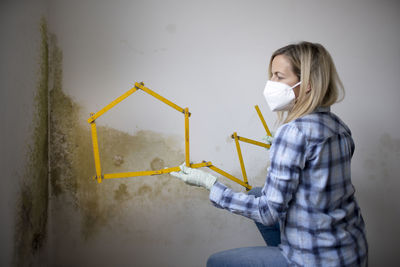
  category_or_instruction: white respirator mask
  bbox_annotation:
[263,80,301,111]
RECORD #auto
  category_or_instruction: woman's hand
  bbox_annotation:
[262,132,274,149]
[170,163,217,190]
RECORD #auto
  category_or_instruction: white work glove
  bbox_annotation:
[262,132,274,149]
[170,163,217,190]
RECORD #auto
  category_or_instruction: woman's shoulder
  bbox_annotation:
[279,107,352,140]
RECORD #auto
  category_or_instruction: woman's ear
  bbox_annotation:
[306,84,312,94]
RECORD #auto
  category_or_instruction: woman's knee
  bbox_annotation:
[207,247,289,267]
[207,250,231,267]
[206,253,219,267]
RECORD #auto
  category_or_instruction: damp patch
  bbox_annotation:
[13,17,49,267]
[47,31,189,241]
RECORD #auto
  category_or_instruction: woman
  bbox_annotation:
[171,41,368,266]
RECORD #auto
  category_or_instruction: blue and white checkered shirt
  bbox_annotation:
[210,107,368,266]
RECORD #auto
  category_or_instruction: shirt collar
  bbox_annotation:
[314,106,331,113]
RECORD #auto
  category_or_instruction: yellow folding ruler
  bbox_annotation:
[88,82,273,191]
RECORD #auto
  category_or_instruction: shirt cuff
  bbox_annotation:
[209,182,228,205]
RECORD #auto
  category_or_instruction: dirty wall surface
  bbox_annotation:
[46,22,265,267]
[3,1,400,266]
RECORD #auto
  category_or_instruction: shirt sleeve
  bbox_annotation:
[209,123,306,226]
[262,124,306,224]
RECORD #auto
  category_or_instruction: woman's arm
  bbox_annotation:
[210,124,307,226]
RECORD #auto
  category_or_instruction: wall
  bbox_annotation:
[0,0,49,266]
[1,0,399,266]
[47,1,400,266]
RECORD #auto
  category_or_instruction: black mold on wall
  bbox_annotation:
[46,26,188,244]
[48,32,80,200]
[12,15,221,267]
[13,17,49,266]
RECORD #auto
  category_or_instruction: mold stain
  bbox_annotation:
[13,15,273,267]
[49,34,77,198]
[46,29,190,242]
[14,17,49,267]
[137,184,153,196]
[150,157,165,170]
[113,183,131,202]
[113,154,124,166]
[47,30,100,240]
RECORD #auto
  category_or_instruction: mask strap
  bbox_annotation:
[291,81,302,88]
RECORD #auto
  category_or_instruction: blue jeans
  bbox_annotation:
[207,187,288,267]
[249,187,281,247]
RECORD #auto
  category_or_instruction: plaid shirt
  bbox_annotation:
[210,107,368,266]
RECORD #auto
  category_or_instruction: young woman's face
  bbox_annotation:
[271,54,301,98]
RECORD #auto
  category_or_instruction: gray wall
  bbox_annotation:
[1,0,399,266]
[0,1,49,266]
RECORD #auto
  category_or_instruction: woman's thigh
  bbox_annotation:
[207,246,288,267]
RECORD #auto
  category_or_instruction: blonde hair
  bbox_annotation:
[268,41,344,124]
